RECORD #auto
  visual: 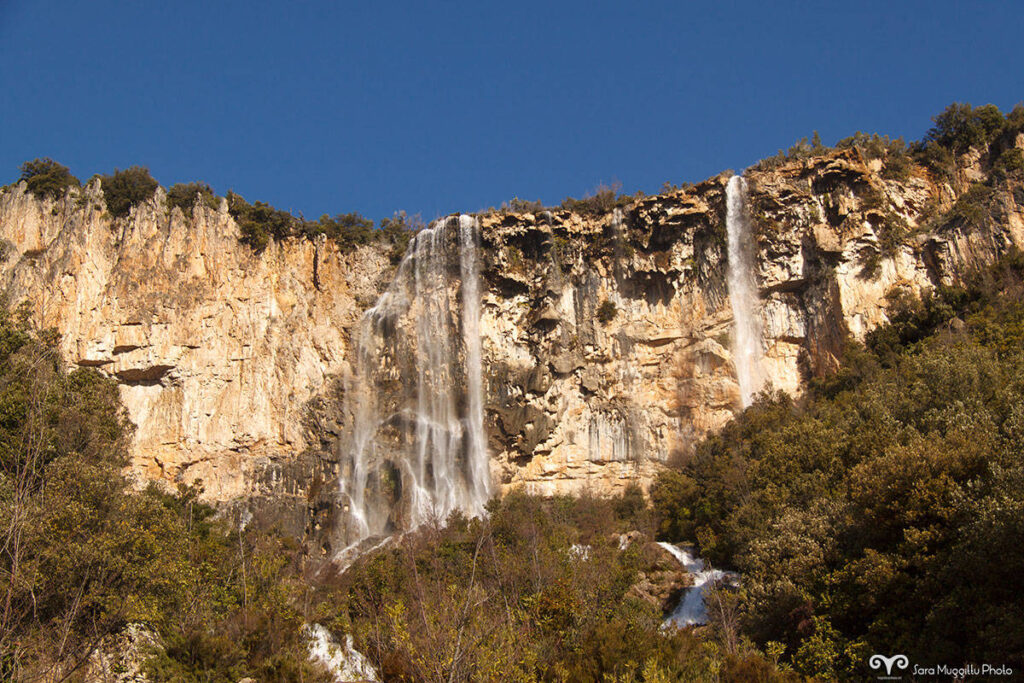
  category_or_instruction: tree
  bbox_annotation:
[101,166,159,217]
[18,158,80,200]
[925,102,1005,153]
[166,182,218,214]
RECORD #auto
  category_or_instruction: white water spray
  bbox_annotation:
[725,175,765,407]
[340,216,491,552]
[458,216,490,509]
[657,542,731,627]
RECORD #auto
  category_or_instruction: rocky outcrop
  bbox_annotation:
[474,147,1024,498]
[2,142,1022,547]
[0,180,393,514]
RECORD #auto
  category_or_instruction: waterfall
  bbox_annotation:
[656,542,733,627]
[725,175,765,407]
[339,215,491,554]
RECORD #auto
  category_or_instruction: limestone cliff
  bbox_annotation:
[0,180,393,507]
[1,142,1021,548]
[476,147,1024,498]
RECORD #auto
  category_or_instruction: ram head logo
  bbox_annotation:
[869,654,909,676]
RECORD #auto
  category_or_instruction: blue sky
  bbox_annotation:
[1,1,1022,222]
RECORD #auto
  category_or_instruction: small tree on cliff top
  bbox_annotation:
[18,158,80,200]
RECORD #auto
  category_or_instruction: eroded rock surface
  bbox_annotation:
[2,144,1022,547]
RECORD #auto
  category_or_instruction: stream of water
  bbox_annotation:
[725,175,765,407]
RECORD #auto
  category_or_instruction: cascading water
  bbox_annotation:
[657,542,733,627]
[725,175,765,407]
[339,215,491,555]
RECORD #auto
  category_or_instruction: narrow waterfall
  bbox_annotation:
[459,217,490,508]
[657,542,733,627]
[339,215,491,554]
[725,175,765,407]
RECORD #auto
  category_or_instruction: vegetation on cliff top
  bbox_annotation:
[18,158,80,200]
[754,102,1024,187]
[652,251,1024,678]
[100,166,160,218]
[8,101,1023,262]
[7,163,419,259]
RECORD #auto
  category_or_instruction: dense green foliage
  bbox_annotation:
[924,103,1007,154]
[0,308,331,681]
[914,102,1024,180]
[335,492,794,682]
[100,166,160,218]
[18,158,80,200]
[226,190,419,257]
[653,252,1024,678]
[166,181,219,214]
[225,191,301,251]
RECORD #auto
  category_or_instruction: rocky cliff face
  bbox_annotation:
[0,181,393,521]
[476,147,1024,499]
[2,143,1021,548]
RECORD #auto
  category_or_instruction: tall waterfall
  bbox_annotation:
[339,215,491,553]
[725,175,765,407]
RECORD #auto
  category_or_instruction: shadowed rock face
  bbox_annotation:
[2,143,1023,552]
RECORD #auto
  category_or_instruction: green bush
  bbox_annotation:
[377,211,421,262]
[304,212,375,251]
[881,147,913,181]
[915,141,956,179]
[501,197,546,213]
[226,191,298,251]
[18,158,80,200]
[926,102,1005,154]
[166,181,218,214]
[945,182,994,231]
[994,147,1024,177]
[226,190,414,257]
[101,166,159,217]
[597,299,618,324]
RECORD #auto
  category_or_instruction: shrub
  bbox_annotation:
[226,191,298,251]
[597,299,618,324]
[336,491,771,682]
[501,197,546,213]
[946,182,994,231]
[304,212,375,251]
[876,210,908,256]
[915,141,956,179]
[377,211,421,262]
[101,166,159,217]
[0,306,336,680]
[561,181,625,216]
[994,147,1024,177]
[165,182,218,214]
[18,158,80,200]
[925,102,1005,154]
[881,147,913,181]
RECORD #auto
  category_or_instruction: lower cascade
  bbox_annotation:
[306,624,380,682]
[338,215,491,554]
[657,542,734,626]
[725,174,765,407]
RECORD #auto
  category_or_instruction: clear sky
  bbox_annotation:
[1,1,1022,222]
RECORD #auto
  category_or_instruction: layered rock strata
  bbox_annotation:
[2,144,1021,548]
